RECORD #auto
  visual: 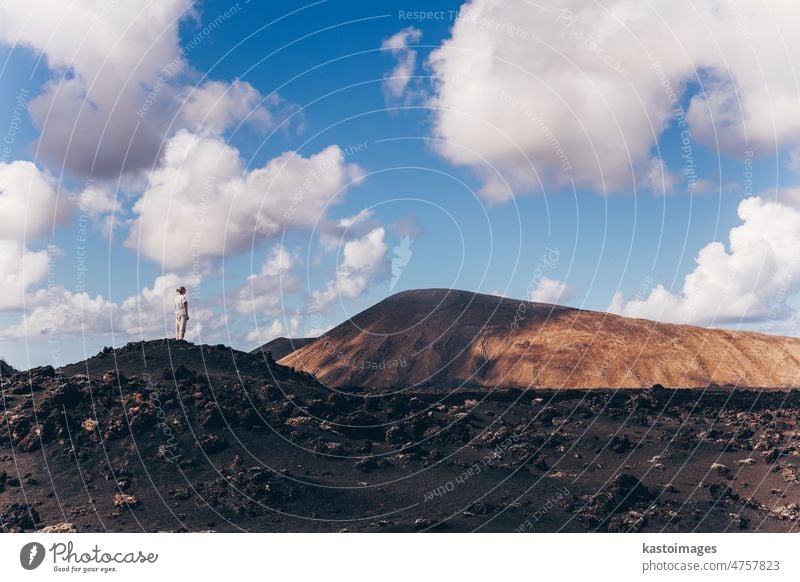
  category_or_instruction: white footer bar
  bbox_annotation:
[2,534,796,581]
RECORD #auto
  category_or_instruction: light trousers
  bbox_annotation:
[175,313,188,340]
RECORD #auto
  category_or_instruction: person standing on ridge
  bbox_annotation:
[174,286,189,340]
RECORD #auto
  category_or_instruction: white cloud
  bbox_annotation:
[427,0,800,201]
[0,285,115,340]
[0,161,71,310]
[235,245,299,316]
[0,0,194,178]
[124,273,182,312]
[306,324,333,337]
[245,316,300,345]
[78,185,118,217]
[78,183,123,239]
[0,3,302,182]
[381,27,422,100]
[127,130,365,269]
[318,208,376,252]
[609,195,800,325]
[310,227,388,311]
[0,274,220,342]
[0,241,50,311]
[530,277,575,304]
[179,79,293,135]
[0,161,71,241]
[4,275,183,341]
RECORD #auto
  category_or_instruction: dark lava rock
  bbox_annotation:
[576,473,655,529]
[128,407,157,434]
[9,383,40,395]
[536,406,557,423]
[386,396,410,419]
[354,455,379,472]
[194,467,299,517]
[163,365,192,381]
[708,483,739,502]
[0,503,40,531]
[196,434,229,454]
[465,500,497,516]
[385,425,410,444]
[102,370,127,385]
[47,383,83,407]
[17,425,45,452]
[200,403,225,428]
[0,359,15,377]
[610,434,631,453]
[325,392,353,413]
[627,393,656,412]
[341,412,384,440]
[33,365,56,378]
[607,510,648,533]
[765,448,785,463]
[607,474,654,506]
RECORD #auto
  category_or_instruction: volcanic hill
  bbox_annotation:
[250,337,316,360]
[280,288,800,389]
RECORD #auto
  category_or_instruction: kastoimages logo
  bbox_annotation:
[20,542,46,570]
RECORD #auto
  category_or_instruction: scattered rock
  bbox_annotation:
[771,504,800,521]
[576,473,655,528]
[102,370,127,385]
[781,467,798,483]
[113,493,139,509]
[612,510,647,532]
[40,522,78,533]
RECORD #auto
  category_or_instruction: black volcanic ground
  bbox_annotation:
[2,339,800,532]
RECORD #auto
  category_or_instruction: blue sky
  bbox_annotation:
[1,0,799,369]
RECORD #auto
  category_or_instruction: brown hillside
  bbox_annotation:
[280,288,800,389]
